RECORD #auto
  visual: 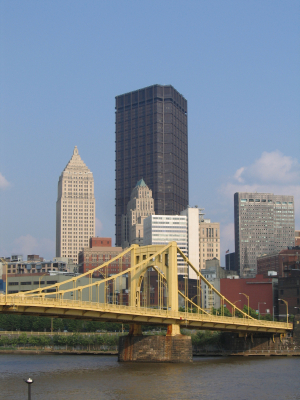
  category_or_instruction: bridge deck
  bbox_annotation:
[0,295,292,334]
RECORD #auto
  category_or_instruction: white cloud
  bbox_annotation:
[233,151,300,184]
[11,234,55,260]
[218,151,300,260]
[0,172,10,189]
[234,167,245,183]
[95,218,103,236]
[220,150,300,225]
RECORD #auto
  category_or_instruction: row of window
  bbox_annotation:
[8,280,57,286]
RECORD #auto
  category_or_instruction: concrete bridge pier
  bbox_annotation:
[118,323,192,362]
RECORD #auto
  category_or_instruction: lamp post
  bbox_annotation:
[258,302,266,320]
[273,305,276,321]
[278,298,289,326]
[239,292,250,317]
[294,307,300,314]
[24,378,34,400]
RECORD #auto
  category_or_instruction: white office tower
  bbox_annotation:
[181,207,220,279]
[143,215,188,275]
[56,146,95,263]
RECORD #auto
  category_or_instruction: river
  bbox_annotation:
[0,354,299,399]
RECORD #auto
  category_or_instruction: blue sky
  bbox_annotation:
[1,1,299,264]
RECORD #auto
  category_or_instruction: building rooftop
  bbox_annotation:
[136,178,147,187]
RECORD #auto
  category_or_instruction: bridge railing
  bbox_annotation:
[1,294,291,331]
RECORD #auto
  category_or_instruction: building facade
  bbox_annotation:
[225,252,237,271]
[143,215,188,275]
[234,192,295,277]
[78,238,130,276]
[199,217,220,271]
[121,179,155,248]
[201,259,227,311]
[115,84,188,246]
[220,274,277,317]
[296,231,300,246]
[278,270,300,318]
[180,207,220,278]
[257,247,300,278]
[56,146,95,263]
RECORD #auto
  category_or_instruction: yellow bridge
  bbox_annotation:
[0,243,292,335]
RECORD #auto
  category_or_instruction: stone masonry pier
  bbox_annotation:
[118,324,192,362]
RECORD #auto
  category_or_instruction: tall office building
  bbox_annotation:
[115,84,188,246]
[234,192,295,277]
[121,179,155,248]
[56,146,95,263]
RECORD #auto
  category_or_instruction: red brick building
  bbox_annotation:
[89,237,112,248]
[220,274,276,317]
[78,237,130,276]
[278,270,300,318]
[257,247,300,278]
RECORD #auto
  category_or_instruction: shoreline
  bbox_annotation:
[1,349,300,357]
[0,349,118,355]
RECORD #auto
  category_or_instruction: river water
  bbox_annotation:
[0,354,299,400]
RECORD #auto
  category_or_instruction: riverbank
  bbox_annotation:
[0,348,118,355]
[1,347,300,357]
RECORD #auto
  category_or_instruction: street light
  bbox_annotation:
[239,293,250,317]
[258,302,266,320]
[24,378,34,400]
[278,298,289,326]
[294,307,300,313]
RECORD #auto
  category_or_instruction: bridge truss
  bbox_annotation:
[0,243,292,334]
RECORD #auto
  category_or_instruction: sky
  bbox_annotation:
[0,1,299,265]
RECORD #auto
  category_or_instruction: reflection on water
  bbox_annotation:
[0,354,299,400]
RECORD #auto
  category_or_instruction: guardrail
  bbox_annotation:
[0,294,293,331]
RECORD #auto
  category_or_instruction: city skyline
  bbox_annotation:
[1,2,299,264]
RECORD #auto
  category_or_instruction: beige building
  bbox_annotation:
[56,146,95,263]
[199,214,220,270]
[121,179,155,248]
[180,207,220,278]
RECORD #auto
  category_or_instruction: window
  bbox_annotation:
[21,281,32,285]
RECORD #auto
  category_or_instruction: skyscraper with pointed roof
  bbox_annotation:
[56,146,95,263]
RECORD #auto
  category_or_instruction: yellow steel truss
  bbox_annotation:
[0,243,292,334]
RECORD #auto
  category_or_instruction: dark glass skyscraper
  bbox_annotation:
[115,84,188,246]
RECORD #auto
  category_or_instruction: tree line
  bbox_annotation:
[0,332,119,348]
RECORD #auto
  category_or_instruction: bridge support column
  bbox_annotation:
[166,324,181,336]
[129,323,143,336]
[118,324,192,363]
